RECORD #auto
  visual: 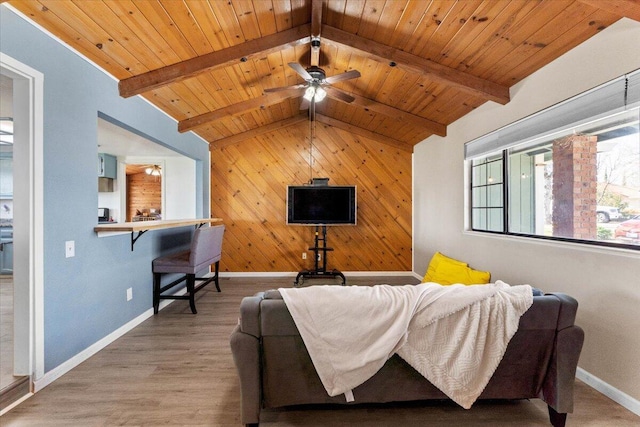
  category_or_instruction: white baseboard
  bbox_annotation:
[576,367,640,416]
[33,291,184,393]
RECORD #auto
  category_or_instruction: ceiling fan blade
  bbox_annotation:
[325,86,355,103]
[288,62,313,81]
[324,69,361,84]
[263,84,307,93]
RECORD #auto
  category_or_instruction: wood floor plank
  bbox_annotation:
[1,276,638,426]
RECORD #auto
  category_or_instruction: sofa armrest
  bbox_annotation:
[239,293,265,338]
[540,324,585,414]
[546,293,579,330]
[230,325,262,425]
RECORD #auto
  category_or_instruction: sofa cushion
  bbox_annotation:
[423,252,491,285]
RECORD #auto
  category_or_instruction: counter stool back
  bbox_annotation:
[152,224,225,314]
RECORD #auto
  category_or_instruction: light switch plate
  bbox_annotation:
[65,240,75,258]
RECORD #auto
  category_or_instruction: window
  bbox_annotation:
[466,70,640,250]
[470,154,504,232]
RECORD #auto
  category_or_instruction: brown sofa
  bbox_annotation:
[230,289,584,426]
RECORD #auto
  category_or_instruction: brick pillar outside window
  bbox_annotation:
[552,135,598,239]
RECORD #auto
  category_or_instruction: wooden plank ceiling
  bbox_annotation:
[7,0,640,151]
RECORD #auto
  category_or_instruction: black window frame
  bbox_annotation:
[469,149,640,252]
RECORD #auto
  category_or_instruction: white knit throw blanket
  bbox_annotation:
[278,281,533,409]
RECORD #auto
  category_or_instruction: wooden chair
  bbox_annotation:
[152,225,225,314]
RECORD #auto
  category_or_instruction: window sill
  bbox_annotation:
[463,229,640,259]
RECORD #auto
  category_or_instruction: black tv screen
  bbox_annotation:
[287,185,357,225]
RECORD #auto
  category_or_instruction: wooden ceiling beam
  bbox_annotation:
[310,0,323,66]
[577,0,640,22]
[324,87,446,136]
[119,24,311,98]
[321,25,510,105]
[208,111,415,153]
[209,114,309,150]
[315,114,414,152]
[183,86,446,136]
[178,89,303,133]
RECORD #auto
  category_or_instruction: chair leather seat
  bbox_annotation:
[153,250,221,274]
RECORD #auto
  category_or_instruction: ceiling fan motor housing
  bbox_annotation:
[307,66,326,82]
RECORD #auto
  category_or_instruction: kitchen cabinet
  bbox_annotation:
[98,153,117,179]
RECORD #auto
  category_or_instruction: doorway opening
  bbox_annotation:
[0,71,24,404]
[0,53,44,412]
[125,163,163,222]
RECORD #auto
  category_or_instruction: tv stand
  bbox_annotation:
[294,226,346,287]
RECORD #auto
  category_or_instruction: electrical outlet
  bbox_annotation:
[126,288,133,301]
[302,252,307,259]
[65,240,75,258]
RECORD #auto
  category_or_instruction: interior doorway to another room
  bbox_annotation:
[0,73,21,396]
[0,53,44,412]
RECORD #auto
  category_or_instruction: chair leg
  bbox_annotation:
[153,272,161,314]
[186,273,197,314]
[214,261,221,292]
[548,406,567,427]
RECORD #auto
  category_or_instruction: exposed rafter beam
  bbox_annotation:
[577,0,640,22]
[119,24,311,98]
[310,0,323,66]
[178,89,303,133]
[311,0,323,37]
[321,25,510,105]
[209,114,309,150]
[324,87,446,136]
[315,114,413,152]
[208,112,414,152]
[183,86,446,137]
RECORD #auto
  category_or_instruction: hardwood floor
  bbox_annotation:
[1,276,638,426]
[0,274,28,396]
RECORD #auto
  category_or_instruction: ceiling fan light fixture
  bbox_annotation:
[303,85,327,103]
[303,86,316,101]
[315,86,327,102]
[145,165,161,176]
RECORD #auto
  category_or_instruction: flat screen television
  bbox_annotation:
[287,185,357,225]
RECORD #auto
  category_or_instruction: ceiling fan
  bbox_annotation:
[264,3,360,110]
[126,163,162,176]
[264,61,361,110]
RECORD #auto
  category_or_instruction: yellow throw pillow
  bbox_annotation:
[423,252,466,282]
[423,252,491,285]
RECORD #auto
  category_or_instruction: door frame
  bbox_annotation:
[0,52,44,387]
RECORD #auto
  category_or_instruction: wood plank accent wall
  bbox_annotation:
[126,173,162,222]
[211,120,413,273]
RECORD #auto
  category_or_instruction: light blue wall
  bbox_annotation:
[1,7,210,372]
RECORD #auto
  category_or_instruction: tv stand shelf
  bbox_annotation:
[294,226,346,287]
